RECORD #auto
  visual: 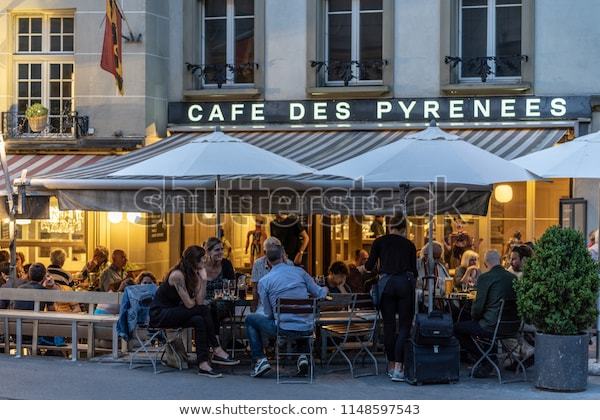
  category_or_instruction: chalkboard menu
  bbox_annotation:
[147,214,167,243]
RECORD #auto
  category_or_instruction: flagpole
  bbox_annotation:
[0,134,16,282]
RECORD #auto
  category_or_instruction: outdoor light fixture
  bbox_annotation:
[108,212,123,224]
[15,219,31,225]
[126,212,142,224]
[494,184,513,203]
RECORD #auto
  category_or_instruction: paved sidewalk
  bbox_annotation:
[1,355,600,400]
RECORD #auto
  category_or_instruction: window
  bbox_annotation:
[202,0,255,86]
[325,0,383,85]
[13,14,75,135]
[459,0,522,81]
[16,15,74,53]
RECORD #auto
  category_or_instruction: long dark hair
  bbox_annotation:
[168,245,205,296]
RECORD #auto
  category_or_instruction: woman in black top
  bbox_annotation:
[150,245,238,378]
[365,214,417,383]
[204,237,236,348]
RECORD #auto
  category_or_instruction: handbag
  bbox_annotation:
[161,333,189,370]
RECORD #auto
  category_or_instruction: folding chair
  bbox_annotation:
[129,326,170,374]
[321,293,379,377]
[275,298,317,384]
[470,299,527,383]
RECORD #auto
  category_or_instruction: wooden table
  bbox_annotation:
[316,311,376,362]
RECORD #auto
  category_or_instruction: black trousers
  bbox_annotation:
[150,305,218,363]
[454,320,493,361]
[379,273,415,364]
[209,300,235,344]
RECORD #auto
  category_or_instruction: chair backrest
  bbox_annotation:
[497,298,521,337]
[317,293,354,313]
[275,298,318,334]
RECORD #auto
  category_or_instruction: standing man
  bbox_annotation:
[365,214,417,383]
[270,214,309,268]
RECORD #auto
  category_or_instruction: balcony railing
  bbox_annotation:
[186,62,258,88]
[444,55,529,83]
[310,59,389,86]
[1,110,89,140]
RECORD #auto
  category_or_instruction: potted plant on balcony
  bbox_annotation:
[25,103,48,132]
[515,226,599,391]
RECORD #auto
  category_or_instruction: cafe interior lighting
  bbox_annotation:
[494,184,514,203]
[127,212,142,224]
[15,219,31,225]
[108,212,123,224]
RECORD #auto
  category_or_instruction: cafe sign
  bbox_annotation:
[168,96,591,125]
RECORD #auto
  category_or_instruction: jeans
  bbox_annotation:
[150,305,218,363]
[245,314,311,362]
[454,320,493,361]
[379,273,415,364]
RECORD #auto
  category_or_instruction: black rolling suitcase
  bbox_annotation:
[404,275,460,385]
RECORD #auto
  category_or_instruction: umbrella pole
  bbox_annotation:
[427,181,435,313]
[215,175,221,239]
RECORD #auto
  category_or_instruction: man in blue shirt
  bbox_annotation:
[245,245,327,378]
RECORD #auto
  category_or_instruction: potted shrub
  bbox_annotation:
[515,226,599,391]
[25,103,48,132]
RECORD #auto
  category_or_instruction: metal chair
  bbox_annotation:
[128,326,170,374]
[275,298,318,384]
[321,293,379,377]
[470,298,527,383]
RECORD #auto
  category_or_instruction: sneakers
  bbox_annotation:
[296,355,309,376]
[390,369,405,382]
[197,368,223,378]
[251,357,271,378]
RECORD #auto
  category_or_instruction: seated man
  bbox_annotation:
[245,245,327,378]
[81,245,109,282]
[99,249,130,292]
[508,245,533,279]
[250,237,293,314]
[326,261,351,293]
[47,249,73,287]
[454,250,519,377]
[14,263,53,311]
[346,249,369,293]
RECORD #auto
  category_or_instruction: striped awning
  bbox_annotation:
[0,154,109,193]
[32,128,567,181]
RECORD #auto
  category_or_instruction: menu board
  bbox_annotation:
[147,214,167,243]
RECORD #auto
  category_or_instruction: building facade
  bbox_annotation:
[2,0,600,275]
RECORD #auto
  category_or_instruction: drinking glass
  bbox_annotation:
[223,280,231,299]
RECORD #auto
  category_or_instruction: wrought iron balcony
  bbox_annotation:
[444,55,529,83]
[186,62,259,89]
[1,110,89,140]
[310,59,389,86]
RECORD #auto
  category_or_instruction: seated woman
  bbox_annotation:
[454,250,480,290]
[326,261,351,293]
[203,237,236,348]
[134,271,157,286]
[149,245,238,378]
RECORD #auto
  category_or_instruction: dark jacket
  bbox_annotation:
[471,265,517,331]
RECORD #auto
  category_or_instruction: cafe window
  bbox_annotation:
[534,179,570,240]
[489,182,526,255]
[458,0,523,81]
[201,0,255,86]
[324,0,384,85]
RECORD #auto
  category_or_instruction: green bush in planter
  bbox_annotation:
[25,103,48,118]
[515,226,599,335]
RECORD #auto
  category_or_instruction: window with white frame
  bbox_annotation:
[459,0,522,81]
[325,0,383,85]
[202,0,255,86]
[13,14,74,134]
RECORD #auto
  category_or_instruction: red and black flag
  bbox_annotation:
[101,0,124,95]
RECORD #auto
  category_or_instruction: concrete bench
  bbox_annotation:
[0,288,121,361]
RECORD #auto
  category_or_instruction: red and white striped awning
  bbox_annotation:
[0,154,111,194]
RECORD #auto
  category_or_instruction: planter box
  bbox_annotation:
[27,115,47,132]
[535,332,589,392]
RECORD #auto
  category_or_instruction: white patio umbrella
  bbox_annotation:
[109,128,314,237]
[512,129,600,361]
[319,123,538,309]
